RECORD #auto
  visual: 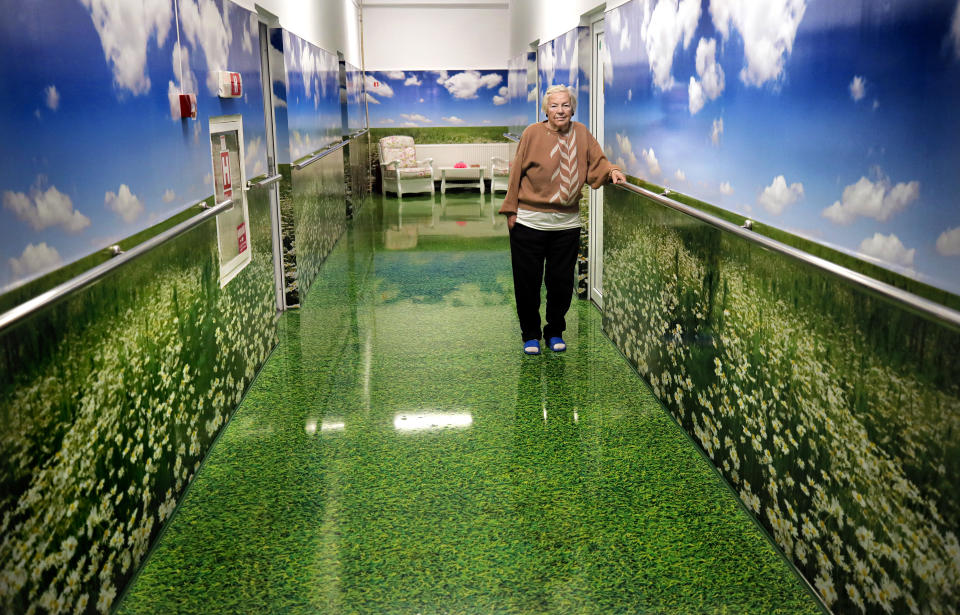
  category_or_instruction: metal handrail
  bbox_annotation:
[292,139,351,170]
[0,199,233,334]
[503,132,521,143]
[247,173,282,189]
[615,182,960,331]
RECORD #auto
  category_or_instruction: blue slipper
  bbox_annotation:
[523,339,541,355]
[548,337,566,352]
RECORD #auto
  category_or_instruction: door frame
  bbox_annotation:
[588,13,605,309]
[257,18,285,312]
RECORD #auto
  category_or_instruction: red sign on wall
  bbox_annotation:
[231,72,241,96]
[221,148,232,199]
[237,222,247,254]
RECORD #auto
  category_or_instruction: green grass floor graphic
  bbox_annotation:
[116,192,821,615]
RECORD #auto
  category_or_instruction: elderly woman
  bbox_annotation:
[500,84,626,355]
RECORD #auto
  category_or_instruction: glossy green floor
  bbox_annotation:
[117,191,822,615]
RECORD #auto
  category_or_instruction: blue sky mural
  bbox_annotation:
[346,63,366,134]
[538,27,591,131]
[0,0,267,293]
[365,70,512,127]
[604,0,960,295]
[274,30,341,162]
[506,53,530,135]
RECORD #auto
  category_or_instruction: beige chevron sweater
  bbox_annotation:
[499,121,619,217]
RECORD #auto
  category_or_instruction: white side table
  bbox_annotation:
[440,167,485,194]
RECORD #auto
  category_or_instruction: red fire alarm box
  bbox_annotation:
[218,71,242,98]
[219,135,232,198]
[178,93,197,119]
[237,222,247,254]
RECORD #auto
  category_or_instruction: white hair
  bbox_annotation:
[541,84,577,116]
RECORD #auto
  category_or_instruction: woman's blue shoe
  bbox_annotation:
[548,337,566,352]
[523,339,541,355]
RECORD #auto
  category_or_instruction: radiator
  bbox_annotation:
[414,143,517,178]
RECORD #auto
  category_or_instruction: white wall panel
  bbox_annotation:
[363,5,509,70]
[508,0,629,57]
[231,0,363,66]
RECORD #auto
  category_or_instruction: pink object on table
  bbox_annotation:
[454,162,467,168]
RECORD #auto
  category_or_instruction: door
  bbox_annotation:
[258,19,285,311]
[589,18,605,308]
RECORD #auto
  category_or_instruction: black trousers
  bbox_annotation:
[508,222,580,342]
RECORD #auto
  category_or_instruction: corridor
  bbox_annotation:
[115,192,821,615]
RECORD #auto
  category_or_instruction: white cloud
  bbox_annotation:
[627,89,633,101]
[404,74,422,86]
[858,233,915,267]
[432,70,449,84]
[365,93,380,104]
[720,181,734,195]
[936,226,960,256]
[443,116,465,124]
[178,0,232,96]
[245,136,263,177]
[44,85,60,110]
[241,12,255,54]
[440,71,503,100]
[384,71,405,80]
[540,42,558,87]
[822,175,920,224]
[9,242,62,278]
[80,0,172,95]
[849,75,865,101]
[105,184,144,223]
[493,95,507,105]
[674,169,686,182]
[688,37,725,114]
[643,0,701,90]
[872,99,879,110]
[688,77,705,114]
[758,175,804,214]
[616,133,639,167]
[162,189,176,203]
[711,117,724,145]
[952,0,960,60]
[365,74,394,98]
[3,179,90,232]
[402,122,418,127]
[419,98,425,103]
[709,0,806,87]
[401,113,431,123]
[641,148,661,176]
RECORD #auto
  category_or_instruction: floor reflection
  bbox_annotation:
[116,194,824,615]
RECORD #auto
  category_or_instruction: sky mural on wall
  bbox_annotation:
[272,29,341,163]
[365,69,512,127]
[538,27,590,132]
[604,0,960,295]
[0,0,268,293]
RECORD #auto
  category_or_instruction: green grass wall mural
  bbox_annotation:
[602,1,960,613]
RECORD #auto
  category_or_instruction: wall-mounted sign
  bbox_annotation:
[178,93,197,119]
[218,71,242,98]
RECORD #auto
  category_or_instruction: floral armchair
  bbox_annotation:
[378,135,435,197]
[490,156,511,193]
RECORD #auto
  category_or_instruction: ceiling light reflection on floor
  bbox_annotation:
[321,420,345,432]
[393,411,473,432]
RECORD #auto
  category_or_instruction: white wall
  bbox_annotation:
[231,0,363,66]
[508,0,629,56]
[363,1,509,70]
